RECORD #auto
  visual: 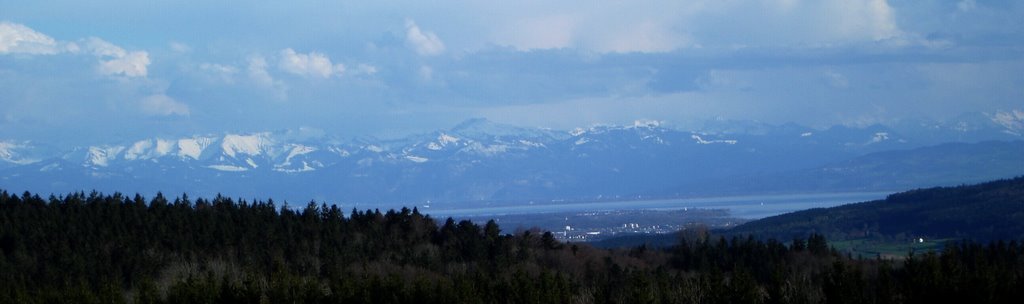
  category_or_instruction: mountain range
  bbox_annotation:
[1,110,1023,208]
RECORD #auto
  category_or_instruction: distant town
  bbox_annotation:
[462,208,747,242]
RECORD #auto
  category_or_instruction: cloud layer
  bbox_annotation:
[0,0,1021,143]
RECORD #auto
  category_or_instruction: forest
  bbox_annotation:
[728,176,1024,242]
[2,189,1023,303]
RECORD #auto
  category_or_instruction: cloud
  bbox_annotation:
[485,0,912,53]
[169,41,191,53]
[0,21,60,55]
[248,56,274,85]
[140,94,189,116]
[0,23,150,77]
[84,37,149,77]
[405,20,445,56]
[248,55,287,99]
[497,15,577,50]
[495,13,690,53]
[350,64,378,76]
[84,37,126,57]
[837,0,901,41]
[278,48,345,78]
[199,63,238,83]
[98,51,150,77]
[589,20,690,53]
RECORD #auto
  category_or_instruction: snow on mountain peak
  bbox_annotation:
[518,140,545,148]
[328,146,350,157]
[466,142,509,155]
[992,109,1024,134]
[124,140,154,160]
[272,144,323,173]
[438,133,460,145]
[570,128,586,137]
[178,137,215,160]
[691,135,738,145]
[870,132,890,143]
[405,155,429,163]
[285,144,317,163]
[124,138,178,160]
[86,145,126,167]
[0,141,39,165]
[221,133,271,158]
[0,141,16,160]
[425,133,461,151]
[208,164,248,172]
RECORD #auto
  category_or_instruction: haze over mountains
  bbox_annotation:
[1,110,1022,208]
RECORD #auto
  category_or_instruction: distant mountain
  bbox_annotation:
[0,113,1022,207]
[727,177,1024,242]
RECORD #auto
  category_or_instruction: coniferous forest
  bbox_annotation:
[2,190,1023,303]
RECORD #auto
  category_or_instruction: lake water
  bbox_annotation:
[423,192,891,219]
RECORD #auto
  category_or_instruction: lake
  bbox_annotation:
[422,192,891,219]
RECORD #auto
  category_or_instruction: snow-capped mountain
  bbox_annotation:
[1,114,1021,207]
[0,140,59,170]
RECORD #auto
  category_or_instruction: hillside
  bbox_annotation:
[728,176,1024,242]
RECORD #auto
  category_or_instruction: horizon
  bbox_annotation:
[1,110,1021,149]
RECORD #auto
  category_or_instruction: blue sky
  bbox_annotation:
[1,0,1022,145]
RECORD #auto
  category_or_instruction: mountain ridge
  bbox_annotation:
[1,116,1021,206]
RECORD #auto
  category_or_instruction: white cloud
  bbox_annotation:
[169,41,191,53]
[279,48,345,78]
[199,63,238,83]
[351,63,378,76]
[248,55,287,99]
[0,22,155,79]
[588,20,690,53]
[0,21,60,55]
[405,19,445,56]
[248,56,274,85]
[833,0,901,41]
[84,37,127,57]
[98,51,150,77]
[487,3,703,53]
[140,94,189,116]
[498,15,577,50]
[85,37,150,77]
[0,24,151,77]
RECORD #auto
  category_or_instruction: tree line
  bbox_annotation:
[1,190,1022,303]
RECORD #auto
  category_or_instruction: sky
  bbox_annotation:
[1,0,1022,145]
